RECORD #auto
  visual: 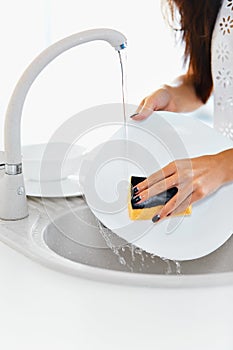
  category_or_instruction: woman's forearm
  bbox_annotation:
[216,148,233,184]
[163,74,204,113]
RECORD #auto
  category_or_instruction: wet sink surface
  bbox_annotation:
[44,202,233,276]
[1,196,233,287]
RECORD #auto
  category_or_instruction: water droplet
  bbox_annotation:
[118,256,126,265]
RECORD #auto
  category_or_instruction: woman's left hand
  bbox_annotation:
[132,152,231,222]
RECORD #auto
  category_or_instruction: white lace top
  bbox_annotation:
[212,0,233,138]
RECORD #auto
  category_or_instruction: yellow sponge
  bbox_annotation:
[128,176,192,221]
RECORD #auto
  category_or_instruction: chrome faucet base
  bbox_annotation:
[5,163,22,175]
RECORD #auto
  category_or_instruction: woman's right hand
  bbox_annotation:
[131,87,176,121]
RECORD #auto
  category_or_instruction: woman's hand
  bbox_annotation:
[130,75,204,121]
[130,88,175,121]
[132,151,233,222]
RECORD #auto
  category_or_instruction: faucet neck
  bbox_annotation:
[4,28,127,164]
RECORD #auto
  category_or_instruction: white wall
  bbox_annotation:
[0,0,184,148]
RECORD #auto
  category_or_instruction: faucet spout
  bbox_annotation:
[0,28,127,220]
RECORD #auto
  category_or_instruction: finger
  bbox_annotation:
[130,113,149,121]
[164,194,192,217]
[131,96,157,120]
[137,89,171,119]
[151,194,192,223]
[135,98,145,113]
[130,88,172,121]
[157,186,193,220]
[134,174,178,204]
[168,196,192,217]
[151,193,180,223]
[136,100,155,120]
[130,99,146,120]
[134,162,176,193]
[146,162,176,187]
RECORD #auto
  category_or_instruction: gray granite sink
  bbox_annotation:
[0,196,233,288]
[44,199,233,276]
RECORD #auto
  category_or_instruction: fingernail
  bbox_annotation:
[133,187,139,195]
[130,113,139,118]
[132,195,141,204]
[152,214,161,223]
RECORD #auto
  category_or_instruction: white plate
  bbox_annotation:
[22,142,85,197]
[25,175,83,198]
[22,143,85,182]
[82,111,233,261]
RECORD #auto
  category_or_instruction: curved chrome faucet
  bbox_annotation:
[0,28,127,220]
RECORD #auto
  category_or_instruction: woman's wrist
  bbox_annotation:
[162,79,203,113]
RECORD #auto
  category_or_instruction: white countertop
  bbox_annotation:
[0,239,233,350]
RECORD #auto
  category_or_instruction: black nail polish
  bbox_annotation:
[132,195,141,204]
[152,214,161,223]
[133,187,139,195]
[130,113,139,118]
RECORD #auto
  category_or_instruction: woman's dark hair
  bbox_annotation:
[163,0,223,103]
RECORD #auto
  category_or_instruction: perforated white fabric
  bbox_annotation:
[212,0,233,138]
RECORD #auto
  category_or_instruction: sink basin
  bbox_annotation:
[44,204,174,274]
[0,196,233,288]
[43,199,233,277]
